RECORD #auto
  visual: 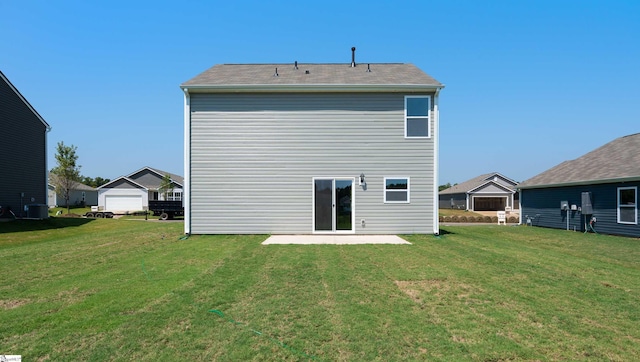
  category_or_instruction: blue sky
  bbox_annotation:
[2,0,639,184]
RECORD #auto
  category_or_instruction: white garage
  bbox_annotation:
[97,167,183,213]
[105,195,143,211]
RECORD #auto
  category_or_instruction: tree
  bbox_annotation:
[93,177,110,187]
[50,141,81,214]
[81,176,111,188]
[158,174,174,200]
[439,183,452,192]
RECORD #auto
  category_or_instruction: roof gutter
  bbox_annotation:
[180,84,445,93]
[517,175,640,190]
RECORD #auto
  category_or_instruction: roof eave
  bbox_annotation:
[518,176,640,190]
[0,71,52,131]
[181,84,444,93]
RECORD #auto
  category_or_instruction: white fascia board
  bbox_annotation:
[180,84,445,93]
[98,176,148,190]
[467,180,515,194]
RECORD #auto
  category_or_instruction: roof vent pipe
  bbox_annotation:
[351,47,356,67]
[274,67,279,77]
[294,61,298,70]
[367,63,371,72]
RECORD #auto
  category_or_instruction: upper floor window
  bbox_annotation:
[405,96,431,138]
[617,187,637,224]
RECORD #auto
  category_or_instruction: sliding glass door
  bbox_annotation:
[314,178,354,233]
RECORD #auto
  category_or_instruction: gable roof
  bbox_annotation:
[181,63,443,93]
[99,166,184,190]
[0,70,51,131]
[131,166,184,187]
[439,172,517,195]
[48,181,96,191]
[519,133,640,189]
[98,177,148,190]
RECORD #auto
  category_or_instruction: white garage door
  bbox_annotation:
[105,195,143,211]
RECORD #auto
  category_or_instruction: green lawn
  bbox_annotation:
[1,219,639,361]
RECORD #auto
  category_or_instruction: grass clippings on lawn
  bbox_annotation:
[1,219,639,361]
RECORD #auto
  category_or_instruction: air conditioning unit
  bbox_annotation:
[27,204,49,219]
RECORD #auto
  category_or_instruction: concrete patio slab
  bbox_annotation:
[262,234,411,245]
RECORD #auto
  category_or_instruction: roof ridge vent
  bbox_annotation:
[351,46,356,67]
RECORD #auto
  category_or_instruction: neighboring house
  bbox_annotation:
[181,54,444,234]
[439,172,519,211]
[98,167,183,212]
[0,70,51,218]
[48,182,98,207]
[518,133,640,237]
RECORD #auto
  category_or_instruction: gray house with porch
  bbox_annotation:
[518,133,640,237]
[181,57,444,234]
[1,71,51,218]
[439,172,518,211]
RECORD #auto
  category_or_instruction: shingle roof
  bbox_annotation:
[145,167,184,186]
[439,172,517,195]
[181,63,442,88]
[518,133,640,189]
[48,180,96,191]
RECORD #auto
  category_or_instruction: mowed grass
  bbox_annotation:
[1,219,639,361]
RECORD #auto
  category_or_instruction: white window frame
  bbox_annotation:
[384,177,410,204]
[404,95,431,138]
[617,186,637,224]
[166,191,182,201]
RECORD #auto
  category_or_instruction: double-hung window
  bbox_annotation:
[166,192,183,201]
[617,187,637,224]
[405,96,431,138]
[384,177,410,203]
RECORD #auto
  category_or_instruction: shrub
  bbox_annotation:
[439,216,444,222]
[483,216,492,223]
[451,215,459,222]
[508,216,518,223]
[459,216,467,222]
[491,216,498,223]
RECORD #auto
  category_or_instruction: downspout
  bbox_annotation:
[45,124,52,213]
[183,88,191,234]
[433,87,441,235]
[518,188,523,225]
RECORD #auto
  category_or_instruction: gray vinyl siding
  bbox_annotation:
[105,179,145,190]
[130,170,164,187]
[189,92,436,234]
[520,182,640,237]
[0,77,48,215]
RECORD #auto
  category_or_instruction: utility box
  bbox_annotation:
[560,200,569,210]
[26,204,49,219]
[581,192,593,214]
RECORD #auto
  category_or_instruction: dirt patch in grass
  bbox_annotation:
[395,279,482,303]
[0,298,30,309]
